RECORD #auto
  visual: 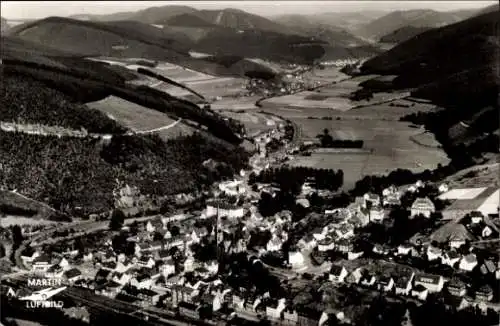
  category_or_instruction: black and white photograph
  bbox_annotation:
[0,1,499,325]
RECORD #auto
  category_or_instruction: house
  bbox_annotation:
[171,285,198,305]
[101,261,117,271]
[347,250,364,260]
[470,211,484,224]
[475,285,493,302]
[31,254,52,273]
[335,224,355,239]
[397,244,413,256]
[82,252,93,262]
[46,264,65,278]
[112,272,132,286]
[318,237,335,252]
[312,227,327,241]
[265,298,286,320]
[297,307,322,326]
[138,289,161,305]
[64,268,83,283]
[329,265,348,283]
[372,244,389,256]
[459,254,478,272]
[447,278,467,297]
[335,239,354,253]
[369,207,386,223]
[411,197,435,218]
[131,273,154,289]
[137,256,155,269]
[283,307,299,325]
[426,246,443,261]
[382,185,399,198]
[346,267,364,284]
[115,260,133,274]
[414,273,444,293]
[438,184,449,193]
[395,271,415,295]
[363,193,381,208]
[288,251,305,268]
[442,250,461,267]
[95,269,112,283]
[206,200,244,219]
[480,260,496,275]
[482,226,493,238]
[411,284,429,301]
[100,281,122,298]
[58,257,70,270]
[159,258,176,277]
[149,241,163,251]
[378,275,395,292]
[298,235,317,250]
[266,235,283,252]
[21,251,41,264]
[360,272,377,287]
[146,221,156,233]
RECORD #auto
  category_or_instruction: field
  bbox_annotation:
[260,75,410,112]
[289,118,449,189]
[0,190,55,220]
[438,187,488,200]
[87,96,196,138]
[210,96,261,111]
[148,62,247,100]
[219,111,283,137]
[0,216,57,227]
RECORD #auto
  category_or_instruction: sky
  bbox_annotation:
[1,1,496,20]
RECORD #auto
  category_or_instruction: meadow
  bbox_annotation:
[87,96,195,138]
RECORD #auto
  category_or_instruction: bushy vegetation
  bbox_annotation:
[0,75,126,134]
[3,61,245,144]
[251,166,344,192]
[316,129,364,148]
[0,131,249,216]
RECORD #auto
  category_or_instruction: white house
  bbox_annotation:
[447,279,467,297]
[146,221,156,233]
[347,250,364,260]
[329,265,348,283]
[397,244,413,256]
[411,197,435,218]
[363,193,381,208]
[360,273,377,287]
[318,237,335,252]
[266,236,283,252]
[411,284,429,301]
[206,201,244,219]
[378,275,395,292]
[64,268,83,284]
[442,251,461,267]
[265,298,286,320]
[137,256,155,269]
[413,274,444,293]
[288,251,305,269]
[348,267,364,284]
[369,207,386,223]
[131,274,154,289]
[426,246,443,261]
[395,271,415,295]
[459,254,478,272]
[470,211,484,224]
[449,235,467,249]
[31,254,52,273]
[160,259,176,277]
[58,257,70,270]
[438,184,449,193]
[21,251,41,264]
[482,226,493,238]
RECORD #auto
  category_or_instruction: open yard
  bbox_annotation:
[0,216,57,227]
[87,96,195,138]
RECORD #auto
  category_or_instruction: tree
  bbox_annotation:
[0,243,5,258]
[109,209,125,231]
[11,225,23,247]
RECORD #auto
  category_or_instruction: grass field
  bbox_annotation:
[220,111,283,137]
[87,96,196,138]
[286,113,449,190]
[0,216,56,227]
